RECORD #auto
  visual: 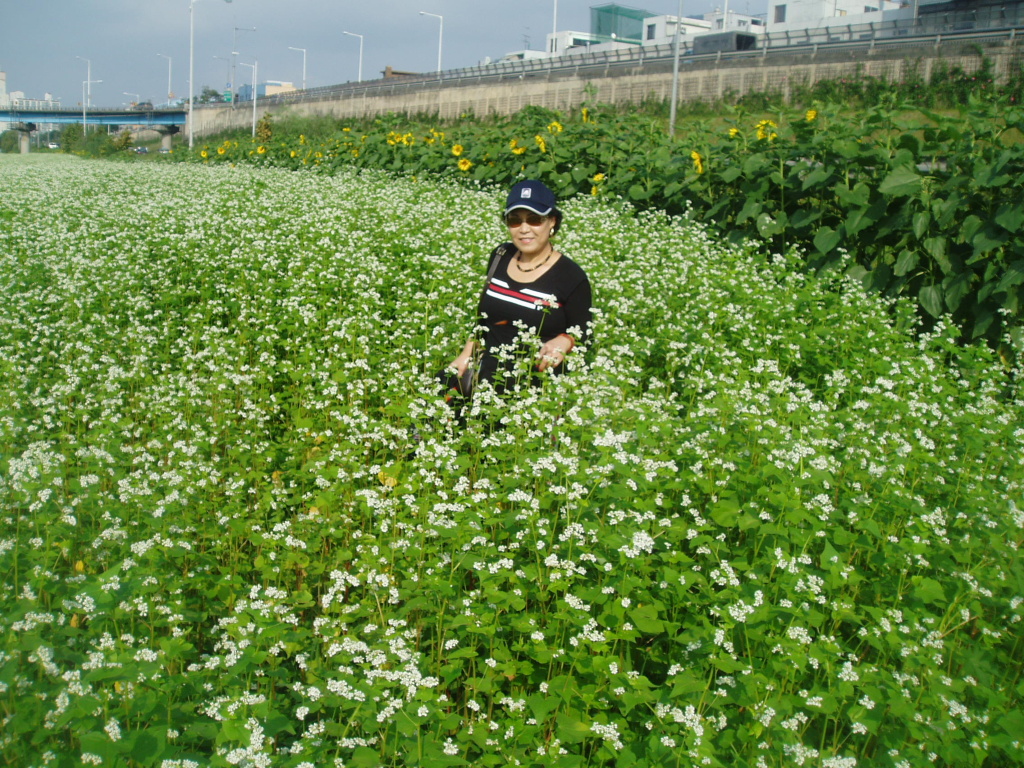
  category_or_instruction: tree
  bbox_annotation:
[198,86,225,104]
[60,123,84,152]
[0,130,18,154]
[111,129,133,152]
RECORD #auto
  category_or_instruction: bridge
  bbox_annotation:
[1,107,186,153]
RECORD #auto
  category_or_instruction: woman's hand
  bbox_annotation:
[449,339,476,377]
[537,335,573,372]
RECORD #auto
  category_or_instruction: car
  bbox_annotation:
[48,142,60,149]
[158,148,171,154]
[134,147,149,154]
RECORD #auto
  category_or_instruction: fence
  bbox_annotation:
[190,14,1024,135]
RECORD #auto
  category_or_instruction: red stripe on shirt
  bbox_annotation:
[488,283,562,308]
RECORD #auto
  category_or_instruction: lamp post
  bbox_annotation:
[239,60,257,137]
[288,46,307,90]
[123,92,141,106]
[342,31,364,82]
[157,54,173,103]
[190,0,233,149]
[82,78,102,133]
[669,0,683,136]
[231,26,256,108]
[553,0,558,38]
[75,56,92,107]
[419,11,443,73]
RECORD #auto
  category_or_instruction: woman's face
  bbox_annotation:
[506,208,555,257]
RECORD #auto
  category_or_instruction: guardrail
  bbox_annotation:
[202,11,1023,112]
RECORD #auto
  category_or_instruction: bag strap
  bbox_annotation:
[484,242,513,286]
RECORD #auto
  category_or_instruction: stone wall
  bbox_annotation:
[190,38,1023,137]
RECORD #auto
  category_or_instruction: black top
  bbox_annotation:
[475,242,592,385]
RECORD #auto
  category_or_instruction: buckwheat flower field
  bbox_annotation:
[1,154,1022,768]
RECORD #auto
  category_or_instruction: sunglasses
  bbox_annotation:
[504,211,549,227]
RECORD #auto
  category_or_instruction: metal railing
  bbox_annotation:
[207,6,1023,111]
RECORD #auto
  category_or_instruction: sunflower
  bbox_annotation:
[458,157,473,172]
[755,120,778,141]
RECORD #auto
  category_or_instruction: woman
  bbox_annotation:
[447,179,592,397]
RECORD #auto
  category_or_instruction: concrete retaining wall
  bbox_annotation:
[191,39,1024,138]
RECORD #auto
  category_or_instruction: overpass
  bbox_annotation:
[0,107,186,153]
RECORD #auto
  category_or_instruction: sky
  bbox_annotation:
[0,0,734,108]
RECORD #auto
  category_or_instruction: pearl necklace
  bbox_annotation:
[515,246,553,273]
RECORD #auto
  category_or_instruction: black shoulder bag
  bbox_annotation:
[438,243,514,402]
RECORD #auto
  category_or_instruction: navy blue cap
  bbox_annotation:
[505,180,557,216]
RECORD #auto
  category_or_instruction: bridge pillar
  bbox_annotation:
[155,125,180,152]
[12,122,37,154]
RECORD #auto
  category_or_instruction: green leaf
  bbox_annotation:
[630,605,665,634]
[942,271,974,313]
[923,236,952,275]
[919,284,945,318]
[960,214,983,244]
[912,211,931,240]
[789,208,821,230]
[719,166,742,183]
[813,227,841,254]
[834,182,870,207]
[878,166,922,197]
[832,139,862,159]
[912,576,946,606]
[756,212,781,239]
[556,714,592,744]
[997,260,1024,292]
[995,203,1024,234]
[351,747,383,767]
[736,198,762,225]
[801,165,832,191]
[894,250,919,277]
[628,183,650,201]
[844,203,880,237]
[972,225,1008,255]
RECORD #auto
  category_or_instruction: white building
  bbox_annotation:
[0,71,9,132]
[767,0,906,32]
[640,15,713,47]
[502,0,957,64]
[545,30,638,56]
[704,8,768,34]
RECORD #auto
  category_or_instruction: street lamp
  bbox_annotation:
[231,26,257,108]
[669,0,683,137]
[82,78,103,133]
[419,11,443,74]
[190,0,233,149]
[157,54,173,103]
[342,31,364,83]
[75,56,92,107]
[239,60,258,137]
[288,46,307,90]
[123,92,141,106]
